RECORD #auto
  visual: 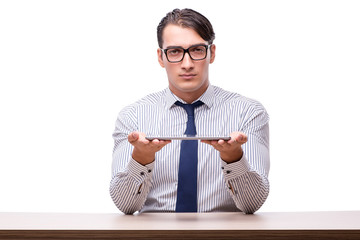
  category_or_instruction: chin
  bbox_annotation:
[177,83,203,93]
[169,78,209,95]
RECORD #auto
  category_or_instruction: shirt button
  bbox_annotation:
[148,169,152,173]
[226,170,231,174]
[140,172,145,176]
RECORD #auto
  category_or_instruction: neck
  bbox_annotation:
[178,92,203,104]
[170,83,209,104]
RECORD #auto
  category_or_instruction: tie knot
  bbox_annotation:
[175,101,204,117]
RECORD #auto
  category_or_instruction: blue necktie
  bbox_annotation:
[175,100,204,212]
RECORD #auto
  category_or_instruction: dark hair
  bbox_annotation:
[157,8,215,48]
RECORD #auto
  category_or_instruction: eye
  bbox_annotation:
[167,48,182,55]
[190,46,206,54]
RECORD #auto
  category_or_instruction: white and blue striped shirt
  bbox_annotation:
[110,85,270,214]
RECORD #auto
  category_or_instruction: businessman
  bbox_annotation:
[110,8,270,214]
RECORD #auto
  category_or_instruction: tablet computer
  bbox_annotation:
[145,136,231,141]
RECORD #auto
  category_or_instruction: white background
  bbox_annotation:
[0,0,359,213]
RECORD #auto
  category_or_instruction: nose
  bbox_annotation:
[181,52,194,70]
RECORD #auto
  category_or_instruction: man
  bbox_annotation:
[110,8,270,214]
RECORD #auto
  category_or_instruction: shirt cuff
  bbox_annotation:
[127,158,155,183]
[221,154,250,180]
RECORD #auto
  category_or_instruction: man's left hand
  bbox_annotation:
[201,132,248,163]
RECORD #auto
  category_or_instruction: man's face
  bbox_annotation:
[157,24,216,102]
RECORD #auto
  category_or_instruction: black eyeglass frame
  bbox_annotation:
[161,44,212,63]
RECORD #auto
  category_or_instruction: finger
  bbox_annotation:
[217,139,227,148]
[210,140,224,150]
[160,140,172,145]
[228,132,247,144]
[201,140,217,147]
[150,140,171,152]
[151,139,171,148]
[128,132,139,143]
[151,139,160,144]
[226,137,237,145]
[235,133,248,144]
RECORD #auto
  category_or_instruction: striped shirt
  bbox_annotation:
[110,85,270,214]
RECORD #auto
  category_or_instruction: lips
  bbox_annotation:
[179,74,196,80]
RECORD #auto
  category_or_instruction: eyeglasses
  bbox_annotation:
[161,44,211,63]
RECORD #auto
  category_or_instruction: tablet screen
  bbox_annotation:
[145,136,231,141]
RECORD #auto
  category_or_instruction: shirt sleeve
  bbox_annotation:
[109,106,154,214]
[110,158,154,214]
[222,104,270,214]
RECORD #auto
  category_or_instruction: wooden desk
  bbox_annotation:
[0,211,359,239]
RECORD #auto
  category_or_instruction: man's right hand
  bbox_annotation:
[128,131,171,165]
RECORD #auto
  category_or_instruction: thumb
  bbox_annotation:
[128,132,139,143]
[236,133,248,143]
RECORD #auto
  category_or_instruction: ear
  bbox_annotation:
[209,44,216,64]
[157,48,165,68]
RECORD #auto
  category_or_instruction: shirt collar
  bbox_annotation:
[165,85,215,109]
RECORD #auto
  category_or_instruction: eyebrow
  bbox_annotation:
[164,43,208,49]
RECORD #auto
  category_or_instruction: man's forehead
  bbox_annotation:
[162,24,207,48]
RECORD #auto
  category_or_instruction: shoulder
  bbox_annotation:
[212,85,266,113]
[212,85,269,129]
[118,89,167,115]
[136,89,168,105]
